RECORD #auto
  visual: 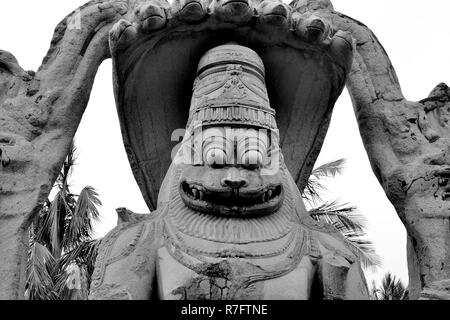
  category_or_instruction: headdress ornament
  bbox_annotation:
[187,44,277,130]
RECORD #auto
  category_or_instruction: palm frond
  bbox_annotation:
[26,242,57,300]
[38,193,60,256]
[56,240,100,300]
[63,186,102,249]
[341,234,382,269]
[302,159,346,205]
[311,159,346,179]
[56,143,77,190]
[309,200,381,268]
[302,179,328,205]
[377,273,409,300]
[32,201,51,244]
[26,141,102,300]
[309,200,365,232]
[59,239,100,276]
[38,190,73,258]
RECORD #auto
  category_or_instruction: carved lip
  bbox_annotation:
[262,4,288,20]
[264,12,287,18]
[306,20,325,33]
[115,23,133,41]
[141,14,165,22]
[180,180,283,217]
[262,12,288,23]
[307,25,325,33]
[222,0,250,8]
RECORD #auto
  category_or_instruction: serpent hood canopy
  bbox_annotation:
[110,0,353,210]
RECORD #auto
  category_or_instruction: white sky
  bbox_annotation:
[1,0,449,287]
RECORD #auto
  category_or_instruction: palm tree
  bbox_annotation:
[371,272,409,300]
[303,159,381,268]
[303,159,347,206]
[25,144,101,300]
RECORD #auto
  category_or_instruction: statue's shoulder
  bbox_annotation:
[90,210,164,296]
[96,210,164,266]
[301,218,370,300]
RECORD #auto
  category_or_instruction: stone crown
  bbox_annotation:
[187,44,277,130]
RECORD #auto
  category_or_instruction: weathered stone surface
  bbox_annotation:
[0,0,149,300]
[90,156,370,299]
[313,0,450,299]
[109,0,353,210]
[116,207,148,225]
[1,0,353,299]
[1,0,447,300]
[89,43,369,300]
[420,279,450,300]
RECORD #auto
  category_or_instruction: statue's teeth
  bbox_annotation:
[199,191,204,200]
[192,188,199,199]
[267,190,273,199]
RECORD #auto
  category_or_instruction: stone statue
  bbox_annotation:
[88,44,369,300]
[0,0,448,300]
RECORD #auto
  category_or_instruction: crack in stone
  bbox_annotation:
[404,175,434,194]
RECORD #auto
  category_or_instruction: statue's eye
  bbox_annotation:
[236,130,268,169]
[205,148,227,168]
[202,134,230,167]
[241,149,263,169]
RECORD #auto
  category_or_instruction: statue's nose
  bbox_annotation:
[221,168,248,189]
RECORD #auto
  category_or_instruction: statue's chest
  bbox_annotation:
[155,246,317,300]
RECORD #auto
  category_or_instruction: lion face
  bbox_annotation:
[177,126,285,217]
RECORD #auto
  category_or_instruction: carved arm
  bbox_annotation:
[306,0,450,299]
[0,0,147,299]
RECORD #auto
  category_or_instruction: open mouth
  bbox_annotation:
[180,181,283,217]
[141,14,164,21]
[115,23,132,41]
[224,0,249,4]
[265,12,287,19]
[263,5,288,20]
[306,20,325,34]
[307,26,325,33]
[223,0,250,8]
[263,13,288,25]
